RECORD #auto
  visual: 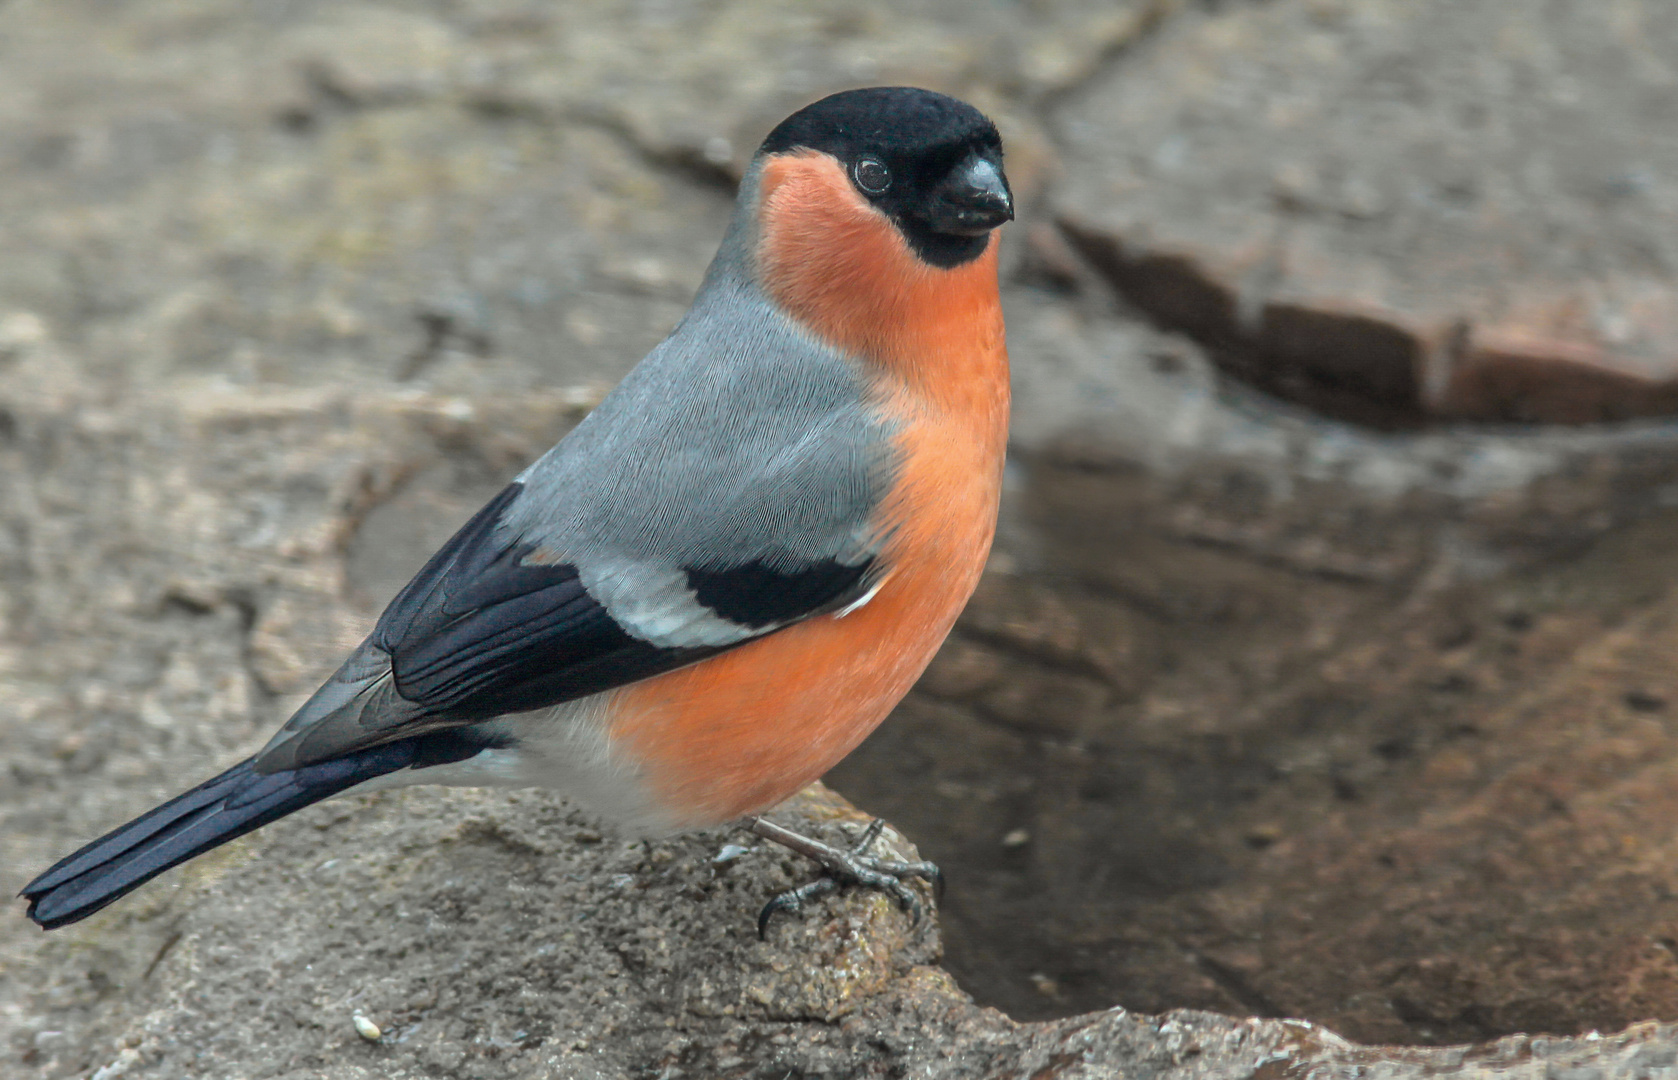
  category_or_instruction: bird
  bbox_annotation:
[21,85,1013,935]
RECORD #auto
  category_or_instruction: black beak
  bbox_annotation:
[921,154,1014,236]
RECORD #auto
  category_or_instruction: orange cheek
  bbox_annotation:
[754,151,1010,422]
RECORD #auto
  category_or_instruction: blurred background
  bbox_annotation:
[3,0,1678,1052]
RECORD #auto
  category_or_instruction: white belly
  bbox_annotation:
[334,693,673,834]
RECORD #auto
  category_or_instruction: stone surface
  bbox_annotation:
[18,773,1678,1080]
[1052,0,1678,425]
[0,0,1150,400]
[10,0,1678,1076]
[22,739,1678,1080]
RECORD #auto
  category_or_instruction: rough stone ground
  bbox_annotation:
[1052,0,1678,427]
[7,0,1678,1076]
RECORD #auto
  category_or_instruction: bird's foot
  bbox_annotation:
[745,815,942,938]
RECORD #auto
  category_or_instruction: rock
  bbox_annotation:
[16,692,1678,1079]
[1051,0,1678,425]
[13,0,1678,1073]
[0,0,1134,403]
[12,778,952,1078]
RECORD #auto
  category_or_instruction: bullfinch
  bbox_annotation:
[22,86,1013,934]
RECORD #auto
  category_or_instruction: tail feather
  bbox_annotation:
[21,734,483,930]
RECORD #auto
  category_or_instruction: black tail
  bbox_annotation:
[21,733,485,929]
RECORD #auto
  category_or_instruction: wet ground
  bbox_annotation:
[831,446,1678,1043]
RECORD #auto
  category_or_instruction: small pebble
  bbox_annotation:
[0,311,47,348]
[1001,829,1030,848]
[713,843,750,864]
[353,1015,382,1042]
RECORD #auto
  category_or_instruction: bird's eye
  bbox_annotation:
[853,157,891,195]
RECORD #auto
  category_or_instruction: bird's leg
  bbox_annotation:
[745,815,943,938]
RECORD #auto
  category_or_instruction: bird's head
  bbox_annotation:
[737,87,1012,366]
[751,86,1012,274]
[755,86,1012,271]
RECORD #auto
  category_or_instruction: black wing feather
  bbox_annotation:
[368,483,870,723]
[686,558,870,628]
[369,484,705,720]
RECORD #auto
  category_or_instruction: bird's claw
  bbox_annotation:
[745,816,941,939]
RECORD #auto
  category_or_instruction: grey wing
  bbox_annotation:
[253,281,895,774]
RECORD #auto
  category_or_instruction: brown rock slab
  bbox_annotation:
[1052,0,1678,426]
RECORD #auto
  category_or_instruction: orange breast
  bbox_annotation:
[606,150,1009,827]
